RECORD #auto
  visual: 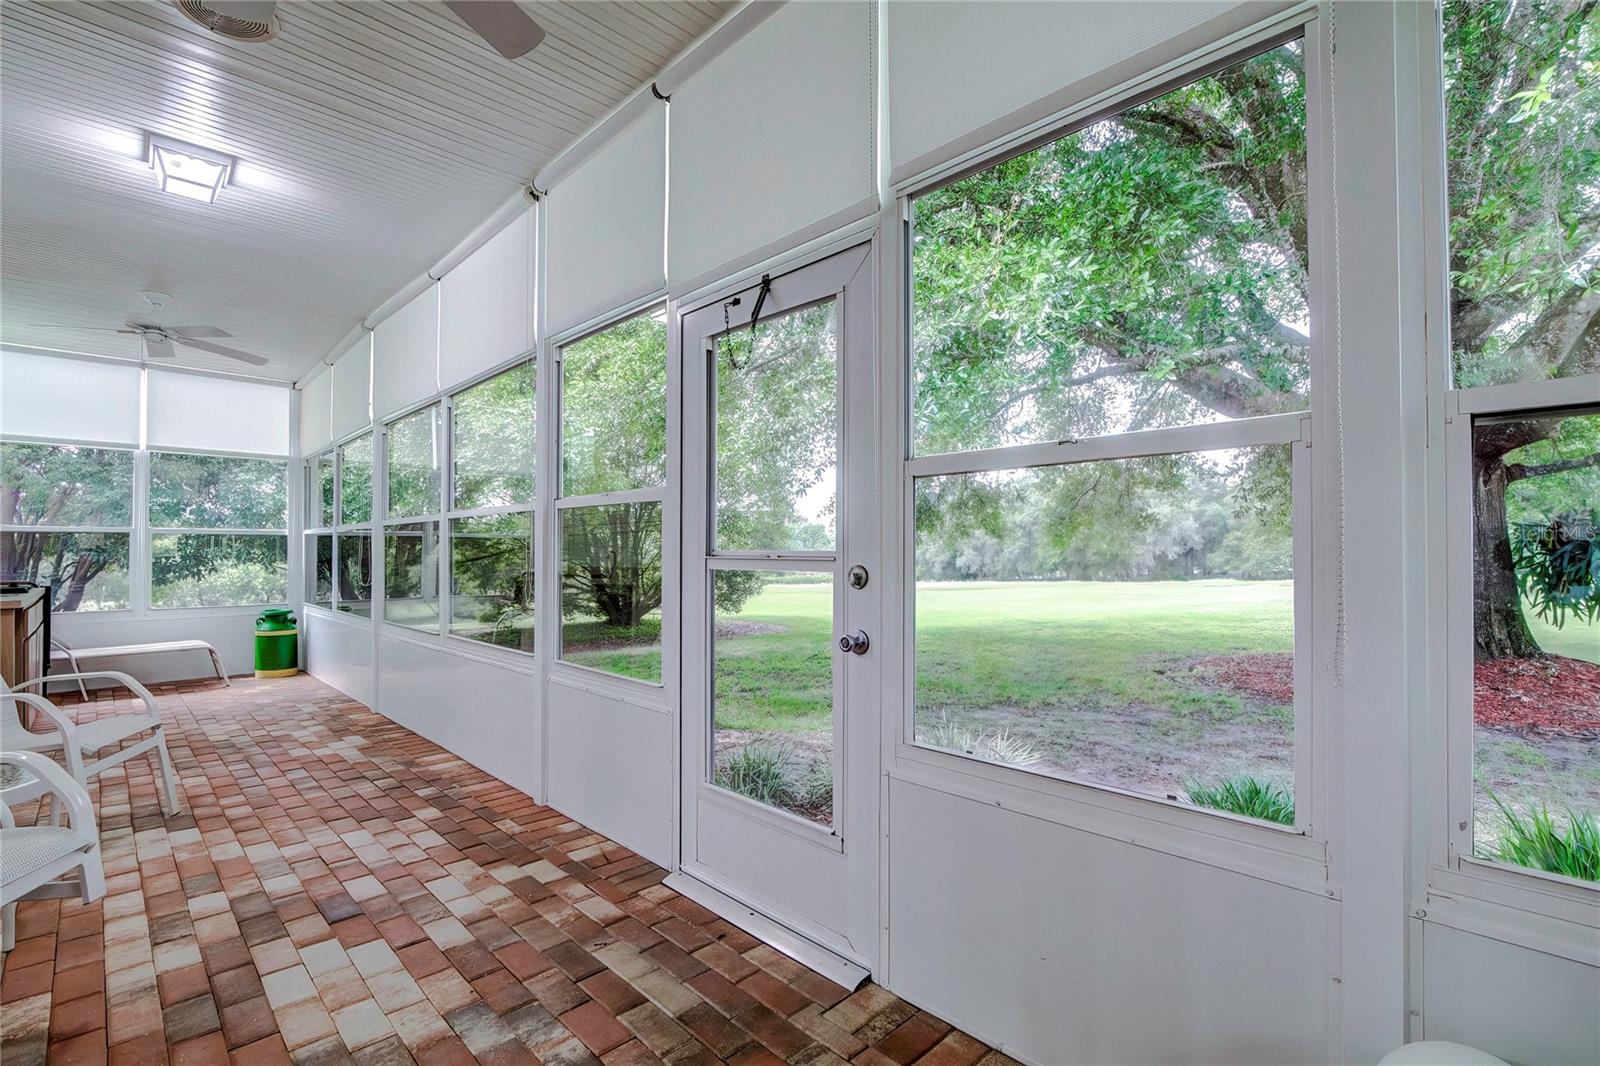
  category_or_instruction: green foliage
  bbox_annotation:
[1510,516,1599,626]
[450,513,534,653]
[1487,792,1600,881]
[1184,775,1295,826]
[148,452,285,528]
[339,434,373,525]
[713,743,832,821]
[1,443,135,610]
[386,407,441,519]
[453,363,535,510]
[562,312,668,496]
[918,714,1043,768]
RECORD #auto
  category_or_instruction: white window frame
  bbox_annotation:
[880,12,1334,891]
[0,435,138,616]
[380,402,444,635]
[146,446,289,611]
[1417,0,1600,956]
[552,300,671,689]
[443,359,537,657]
[302,431,376,621]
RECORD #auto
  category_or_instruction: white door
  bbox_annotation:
[677,244,879,978]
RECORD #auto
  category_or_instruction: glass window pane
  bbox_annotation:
[913,445,1296,823]
[151,533,288,608]
[384,522,439,631]
[712,569,835,826]
[911,43,1310,454]
[1471,409,1599,877]
[0,531,129,611]
[0,442,133,527]
[561,310,668,497]
[150,452,286,530]
[337,532,372,617]
[315,454,335,528]
[387,406,441,519]
[339,434,373,526]
[450,513,534,653]
[560,502,662,682]
[453,363,535,511]
[1445,2,1600,387]
[715,300,837,552]
[311,533,333,608]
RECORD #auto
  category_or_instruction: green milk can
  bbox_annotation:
[254,608,299,678]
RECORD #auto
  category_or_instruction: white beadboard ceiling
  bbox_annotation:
[0,0,728,382]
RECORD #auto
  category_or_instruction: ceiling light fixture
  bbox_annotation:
[146,133,234,203]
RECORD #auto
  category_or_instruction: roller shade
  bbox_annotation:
[668,0,875,292]
[440,211,534,390]
[330,334,371,441]
[0,350,140,445]
[148,370,291,456]
[300,366,333,455]
[887,1,1281,186]
[373,284,439,419]
[546,108,665,336]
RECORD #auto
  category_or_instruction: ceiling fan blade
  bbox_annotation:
[145,334,177,360]
[445,1,544,59]
[29,324,137,332]
[176,336,270,366]
[167,325,232,339]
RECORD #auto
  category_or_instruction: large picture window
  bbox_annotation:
[906,41,1310,828]
[149,451,288,608]
[1439,0,1599,883]
[0,441,134,611]
[382,407,441,633]
[447,362,535,653]
[557,308,668,681]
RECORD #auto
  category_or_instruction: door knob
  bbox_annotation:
[838,630,870,655]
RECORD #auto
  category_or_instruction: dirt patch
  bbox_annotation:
[715,620,788,639]
[1189,653,1293,704]
[1473,656,1600,737]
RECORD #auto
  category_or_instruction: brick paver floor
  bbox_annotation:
[0,674,1012,1066]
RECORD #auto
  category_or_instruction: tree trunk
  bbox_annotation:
[1471,440,1544,662]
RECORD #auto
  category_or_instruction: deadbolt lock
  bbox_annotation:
[848,564,869,589]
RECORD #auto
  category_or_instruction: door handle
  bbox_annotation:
[838,630,870,655]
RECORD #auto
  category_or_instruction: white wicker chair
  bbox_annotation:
[1,670,180,816]
[0,751,106,952]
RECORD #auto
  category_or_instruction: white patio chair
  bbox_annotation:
[1,670,180,816]
[0,750,106,952]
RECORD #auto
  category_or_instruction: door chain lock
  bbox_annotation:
[838,630,870,655]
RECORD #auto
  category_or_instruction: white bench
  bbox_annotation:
[50,638,228,700]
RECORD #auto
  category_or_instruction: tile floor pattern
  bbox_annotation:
[0,675,1013,1066]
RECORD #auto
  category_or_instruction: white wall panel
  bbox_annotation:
[330,335,372,441]
[885,776,1330,1064]
[0,350,141,445]
[887,1,1281,185]
[546,112,665,336]
[1422,922,1600,1065]
[148,371,291,456]
[303,609,374,709]
[299,367,333,455]
[377,633,539,799]
[547,677,673,865]
[373,285,440,419]
[440,212,534,390]
[48,611,255,692]
[668,0,875,291]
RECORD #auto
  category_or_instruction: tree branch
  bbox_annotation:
[1506,450,1600,482]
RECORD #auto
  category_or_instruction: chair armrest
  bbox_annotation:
[1,691,81,743]
[15,671,160,716]
[0,751,96,835]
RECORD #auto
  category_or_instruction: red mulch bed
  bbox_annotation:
[1191,652,1600,737]
[1190,653,1294,704]
[1473,656,1600,737]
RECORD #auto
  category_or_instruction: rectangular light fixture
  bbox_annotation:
[146,133,234,204]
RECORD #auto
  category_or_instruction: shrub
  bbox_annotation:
[1184,775,1295,825]
[1487,793,1599,882]
[714,744,793,808]
[920,715,1044,769]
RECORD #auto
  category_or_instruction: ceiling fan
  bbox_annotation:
[31,322,270,366]
[174,1,546,60]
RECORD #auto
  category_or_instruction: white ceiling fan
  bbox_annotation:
[31,321,270,366]
[174,1,546,60]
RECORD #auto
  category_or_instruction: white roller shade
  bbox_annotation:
[148,370,291,456]
[373,284,439,419]
[0,350,140,445]
[668,0,876,292]
[330,335,372,440]
[888,1,1282,186]
[300,367,333,455]
[440,211,534,390]
[547,108,665,336]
